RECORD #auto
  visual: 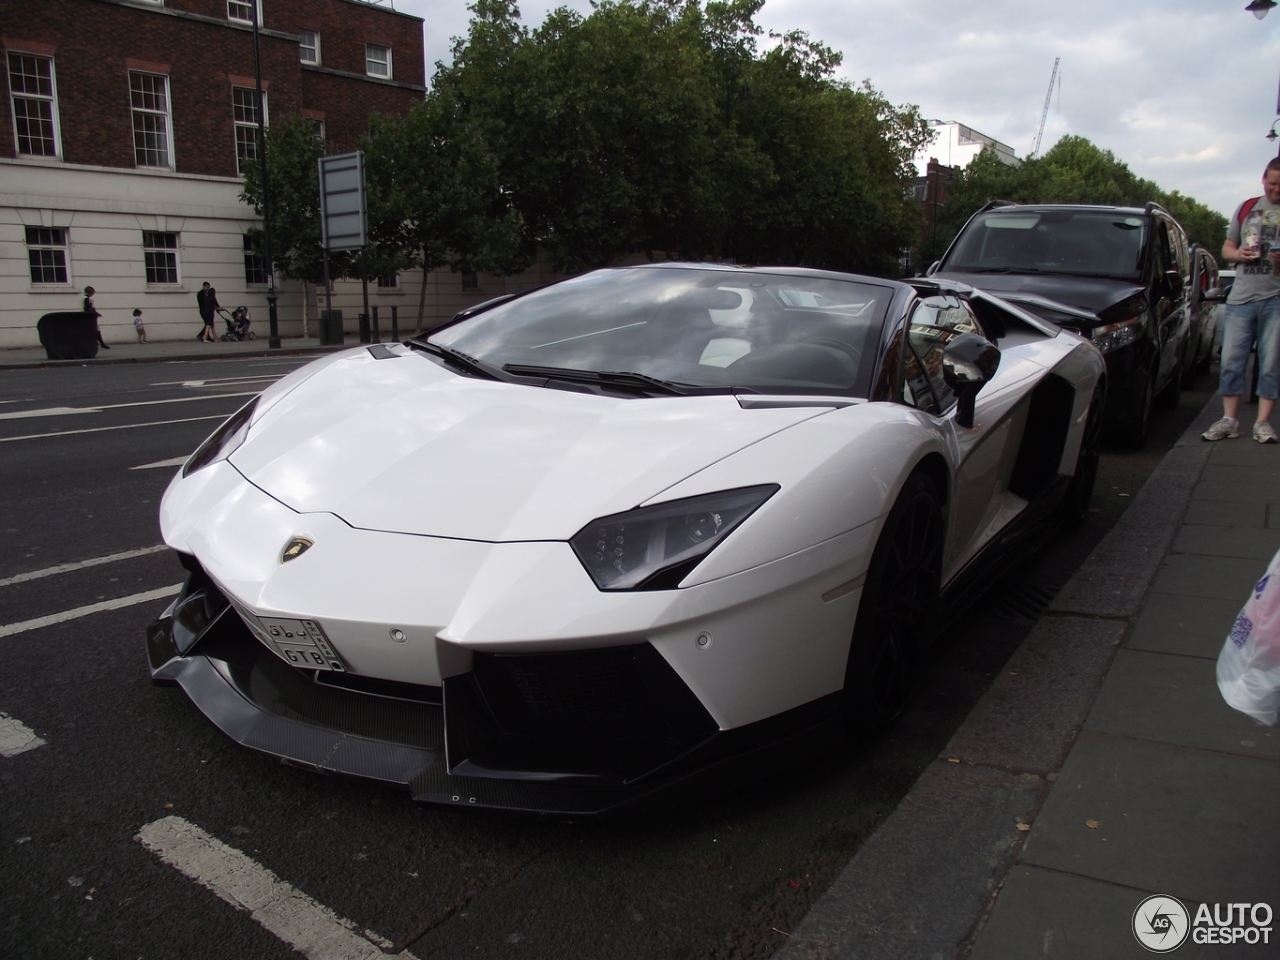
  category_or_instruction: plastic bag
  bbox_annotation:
[1217,548,1280,726]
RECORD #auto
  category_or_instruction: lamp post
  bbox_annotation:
[1268,119,1280,156]
[1247,0,1277,19]
[249,0,281,349]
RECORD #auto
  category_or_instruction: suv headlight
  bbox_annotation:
[570,485,779,590]
[183,397,259,477]
[1091,316,1142,354]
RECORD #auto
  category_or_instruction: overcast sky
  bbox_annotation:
[389,0,1280,219]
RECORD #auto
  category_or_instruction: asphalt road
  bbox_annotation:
[0,354,1218,960]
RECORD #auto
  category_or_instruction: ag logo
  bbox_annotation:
[281,536,314,563]
[1133,895,1190,953]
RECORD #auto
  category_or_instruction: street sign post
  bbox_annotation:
[318,152,374,341]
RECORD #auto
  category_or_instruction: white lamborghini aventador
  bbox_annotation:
[147,264,1105,814]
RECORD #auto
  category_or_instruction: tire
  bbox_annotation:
[1182,337,1199,389]
[842,472,943,735]
[219,333,230,342]
[247,331,257,340]
[1063,381,1105,524]
[1157,350,1183,410]
[1121,366,1156,448]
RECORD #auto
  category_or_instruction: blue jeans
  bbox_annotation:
[1220,296,1280,399]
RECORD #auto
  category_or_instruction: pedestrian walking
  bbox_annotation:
[82,285,109,350]
[1204,157,1280,443]
[133,308,147,343]
[197,282,219,343]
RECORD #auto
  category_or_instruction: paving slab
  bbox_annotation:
[1194,472,1280,504]
[772,763,1043,960]
[1084,649,1280,761]
[1019,732,1280,907]
[1171,524,1280,560]
[1051,445,1210,618]
[1148,553,1265,601]
[1126,594,1243,659]
[970,866,1232,960]
[1181,499,1268,528]
[943,616,1126,775]
[1202,438,1280,466]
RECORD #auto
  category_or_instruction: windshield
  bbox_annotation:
[428,267,891,397]
[944,210,1146,280]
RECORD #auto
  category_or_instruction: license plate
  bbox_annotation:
[259,617,345,672]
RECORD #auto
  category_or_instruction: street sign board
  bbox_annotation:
[318,151,366,251]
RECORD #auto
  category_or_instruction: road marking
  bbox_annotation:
[0,545,169,588]
[0,414,225,444]
[0,714,45,757]
[0,391,258,421]
[131,456,190,471]
[0,584,181,639]
[151,375,284,387]
[137,816,418,960]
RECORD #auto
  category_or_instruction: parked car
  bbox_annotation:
[1188,244,1224,379]
[147,264,1104,815]
[930,201,1193,446]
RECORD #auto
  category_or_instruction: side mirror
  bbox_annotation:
[943,332,1001,429]
[1164,269,1184,296]
[1202,286,1227,303]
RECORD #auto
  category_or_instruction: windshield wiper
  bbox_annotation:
[502,363,739,397]
[407,339,509,381]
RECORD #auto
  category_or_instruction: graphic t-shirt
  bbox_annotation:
[1227,197,1280,303]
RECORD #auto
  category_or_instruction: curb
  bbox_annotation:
[0,342,354,371]
[770,396,1222,960]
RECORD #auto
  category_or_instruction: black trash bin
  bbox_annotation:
[37,312,99,360]
[319,309,344,346]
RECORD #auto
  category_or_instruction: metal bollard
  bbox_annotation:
[391,305,399,342]
[358,312,371,344]
[371,305,381,344]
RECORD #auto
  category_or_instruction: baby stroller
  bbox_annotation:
[218,306,256,341]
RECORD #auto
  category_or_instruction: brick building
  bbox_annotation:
[0,0,426,347]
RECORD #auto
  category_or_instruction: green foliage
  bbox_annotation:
[934,135,1228,263]
[243,0,933,281]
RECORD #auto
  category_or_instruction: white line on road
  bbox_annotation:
[0,545,169,588]
[0,714,45,757]
[0,413,225,444]
[137,816,418,960]
[131,456,190,471]
[0,391,258,421]
[150,375,284,387]
[0,584,181,639]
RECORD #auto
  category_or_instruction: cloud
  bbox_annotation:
[395,0,1280,216]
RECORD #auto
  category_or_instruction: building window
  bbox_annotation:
[233,87,266,174]
[227,0,261,24]
[25,227,68,284]
[300,30,320,64]
[142,231,179,284]
[365,44,391,78]
[377,274,398,288]
[129,72,172,168]
[244,235,266,284]
[309,117,325,143]
[461,271,478,290]
[8,53,60,158]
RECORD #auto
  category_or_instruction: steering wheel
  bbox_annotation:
[802,337,861,366]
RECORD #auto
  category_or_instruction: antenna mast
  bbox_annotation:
[1032,58,1060,159]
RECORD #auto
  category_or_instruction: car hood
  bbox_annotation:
[936,271,1145,323]
[228,348,828,542]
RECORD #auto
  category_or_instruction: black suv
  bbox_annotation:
[930,201,1193,446]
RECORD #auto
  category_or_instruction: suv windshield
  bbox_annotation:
[943,210,1146,280]
[428,267,890,397]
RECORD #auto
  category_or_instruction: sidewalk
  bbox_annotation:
[0,333,350,369]
[775,396,1280,959]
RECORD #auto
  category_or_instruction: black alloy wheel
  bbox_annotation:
[842,472,943,734]
[1122,365,1157,448]
[1063,381,1105,523]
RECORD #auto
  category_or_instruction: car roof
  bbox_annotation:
[980,203,1150,217]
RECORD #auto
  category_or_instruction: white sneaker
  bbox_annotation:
[1254,421,1279,444]
[1202,417,1240,441]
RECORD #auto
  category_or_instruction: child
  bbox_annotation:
[133,308,147,343]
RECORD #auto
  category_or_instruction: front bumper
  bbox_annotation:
[147,569,843,815]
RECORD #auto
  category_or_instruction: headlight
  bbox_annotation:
[1091,316,1142,354]
[182,397,259,477]
[570,485,779,591]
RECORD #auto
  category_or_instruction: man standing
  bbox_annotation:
[197,281,220,343]
[1204,158,1280,443]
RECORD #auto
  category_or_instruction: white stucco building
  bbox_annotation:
[913,121,1019,178]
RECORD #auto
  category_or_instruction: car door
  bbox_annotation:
[899,295,1027,579]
